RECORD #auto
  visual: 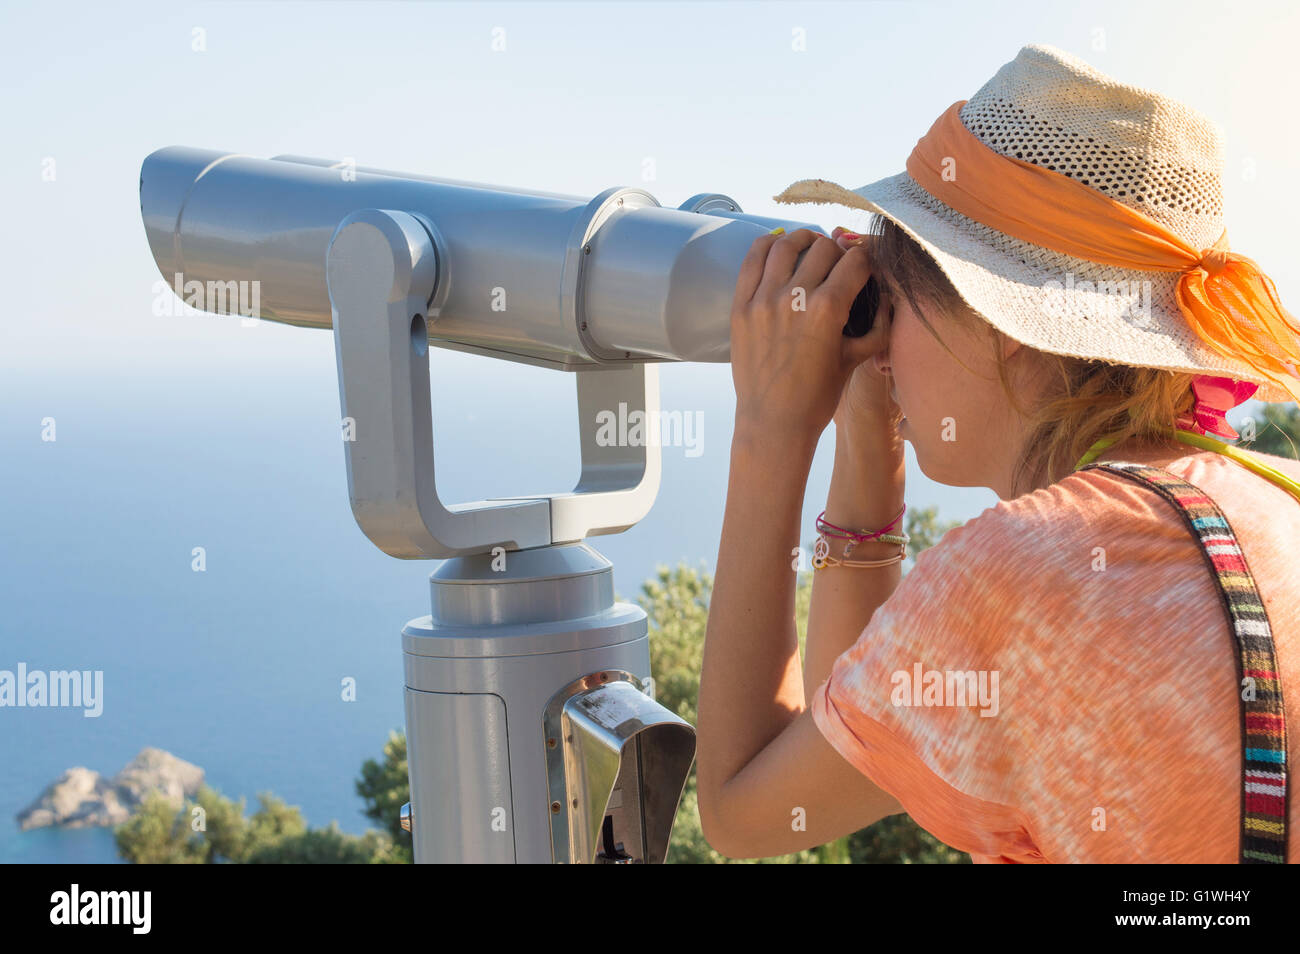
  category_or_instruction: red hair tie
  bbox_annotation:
[1174,374,1258,440]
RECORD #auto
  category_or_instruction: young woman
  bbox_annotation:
[696,43,1300,863]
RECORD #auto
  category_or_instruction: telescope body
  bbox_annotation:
[140,150,835,557]
[140,148,825,370]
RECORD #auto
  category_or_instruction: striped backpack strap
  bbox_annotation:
[1078,460,1289,863]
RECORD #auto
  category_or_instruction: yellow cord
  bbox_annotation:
[1074,426,1300,506]
[1073,434,1122,470]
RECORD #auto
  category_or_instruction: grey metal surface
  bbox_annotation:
[427,541,615,627]
[403,542,694,864]
[405,543,646,658]
[543,672,696,864]
[404,688,516,863]
[139,147,829,370]
[270,154,587,201]
[327,209,659,558]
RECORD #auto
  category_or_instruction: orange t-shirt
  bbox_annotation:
[810,445,1300,863]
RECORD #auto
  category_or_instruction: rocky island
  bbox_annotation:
[17,747,204,830]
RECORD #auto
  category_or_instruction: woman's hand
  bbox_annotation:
[730,228,891,445]
[828,227,904,444]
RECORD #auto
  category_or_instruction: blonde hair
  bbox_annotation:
[864,215,1196,497]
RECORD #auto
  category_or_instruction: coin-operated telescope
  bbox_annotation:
[140,149,873,863]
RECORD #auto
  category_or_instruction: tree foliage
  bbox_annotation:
[115,781,405,863]
[1241,403,1300,459]
[355,730,412,862]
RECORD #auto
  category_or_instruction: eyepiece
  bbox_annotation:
[843,275,880,338]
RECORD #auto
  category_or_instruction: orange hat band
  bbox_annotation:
[904,100,1300,405]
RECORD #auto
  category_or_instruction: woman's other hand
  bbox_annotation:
[829,227,904,444]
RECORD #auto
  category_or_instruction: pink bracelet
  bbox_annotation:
[816,505,905,544]
[812,505,909,569]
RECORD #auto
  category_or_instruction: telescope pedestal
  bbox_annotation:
[402,541,692,863]
[322,208,694,863]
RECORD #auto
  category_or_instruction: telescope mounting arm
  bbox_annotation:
[326,208,661,560]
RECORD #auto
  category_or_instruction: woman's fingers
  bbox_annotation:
[788,233,847,298]
[734,232,783,307]
[739,228,884,372]
[813,244,873,332]
[754,228,819,300]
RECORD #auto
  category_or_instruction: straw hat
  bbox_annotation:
[772,42,1296,406]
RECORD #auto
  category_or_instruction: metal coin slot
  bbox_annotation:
[543,672,696,864]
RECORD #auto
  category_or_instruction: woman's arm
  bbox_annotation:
[696,419,816,837]
[803,421,906,702]
[695,228,905,857]
[805,252,908,701]
[696,419,905,857]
